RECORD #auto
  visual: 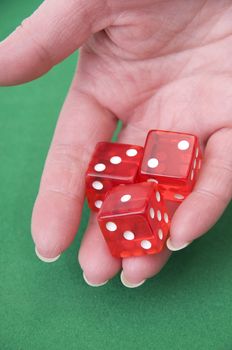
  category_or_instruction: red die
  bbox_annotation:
[98,182,169,258]
[139,130,202,202]
[86,142,143,211]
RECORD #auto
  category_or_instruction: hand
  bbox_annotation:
[1,0,231,287]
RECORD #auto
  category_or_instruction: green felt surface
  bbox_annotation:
[0,1,232,349]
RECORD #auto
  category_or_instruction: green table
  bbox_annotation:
[0,1,232,349]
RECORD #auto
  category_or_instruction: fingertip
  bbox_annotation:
[122,248,171,284]
[78,219,122,284]
[82,272,108,287]
[32,191,80,259]
[35,246,61,263]
[166,238,191,251]
[120,271,146,288]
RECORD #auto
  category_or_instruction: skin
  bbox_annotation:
[1,0,232,286]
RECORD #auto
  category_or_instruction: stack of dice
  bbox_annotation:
[85,130,202,258]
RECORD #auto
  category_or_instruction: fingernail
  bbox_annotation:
[120,271,146,288]
[83,272,108,287]
[35,246,60,263]
[166,238,191,251]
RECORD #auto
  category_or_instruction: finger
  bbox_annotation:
[78,214,121,286]
[0,0,109,85]
[168,127,232,251]
[121,248,171,288]
[32,89,117,260]
[117,123,172,287]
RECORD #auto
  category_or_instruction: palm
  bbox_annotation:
[79,2,232,138]
[1,0,231,286]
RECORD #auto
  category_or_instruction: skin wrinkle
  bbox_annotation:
[46,143,93,172]
[143,0,209,56]
[195,188,230,207]
[19,21,54,68]
[21,2,92,62]
[131,72,232,135]
[39,187,84,204]
[61,87,118,134]
[155,2,232,56]
[78,43,232,123]
[103,1,232,60]
[195,2,232,44]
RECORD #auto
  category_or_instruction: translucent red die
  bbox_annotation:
[98,182,170,258]
[139,130,202,202]
[86,142,143,211]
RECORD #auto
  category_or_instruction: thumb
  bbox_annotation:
[0,0,109,85]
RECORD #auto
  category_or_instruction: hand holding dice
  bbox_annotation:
[85,130,202,258]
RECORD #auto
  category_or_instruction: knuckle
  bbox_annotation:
[19,19,53,66]
[195,185,231,207]
[48,142,90,170]
[40,143,91,199]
